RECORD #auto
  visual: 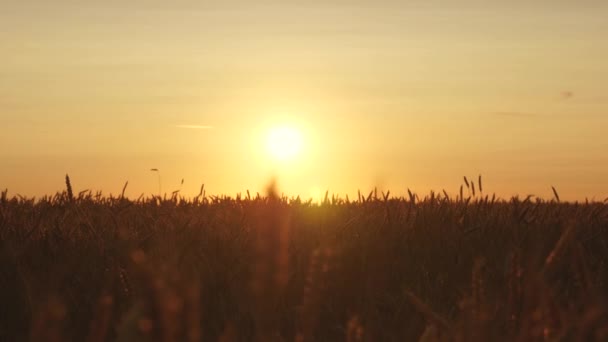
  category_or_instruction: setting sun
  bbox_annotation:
[266,126,304,162]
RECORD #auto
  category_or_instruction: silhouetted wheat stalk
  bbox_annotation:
[65,174,74,201]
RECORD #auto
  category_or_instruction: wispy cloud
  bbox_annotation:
[174,124,215,130]
[492,112,540,118]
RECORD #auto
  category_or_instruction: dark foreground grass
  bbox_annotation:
[1,185,608,341]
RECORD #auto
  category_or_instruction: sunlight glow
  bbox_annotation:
[266,126,304,162]
[309,186,323,203]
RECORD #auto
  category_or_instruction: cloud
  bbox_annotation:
[492,112,540,118]
[174,124,214,130]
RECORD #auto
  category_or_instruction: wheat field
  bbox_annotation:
[1,177,607,341]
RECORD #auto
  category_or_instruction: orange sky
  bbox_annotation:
[1,1,608,201]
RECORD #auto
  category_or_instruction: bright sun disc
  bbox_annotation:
[266,126,303,161]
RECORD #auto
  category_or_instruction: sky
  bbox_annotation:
[1,1,608,201]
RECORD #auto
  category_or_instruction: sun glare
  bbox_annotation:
[266,126,304,162]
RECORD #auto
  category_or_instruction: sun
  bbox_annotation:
[266,126,304,162]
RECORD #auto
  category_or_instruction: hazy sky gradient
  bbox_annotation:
[2,1,608,200]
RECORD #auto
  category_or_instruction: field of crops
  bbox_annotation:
[1,179,608,341]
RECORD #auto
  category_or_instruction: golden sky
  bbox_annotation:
[1,1,608,200]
